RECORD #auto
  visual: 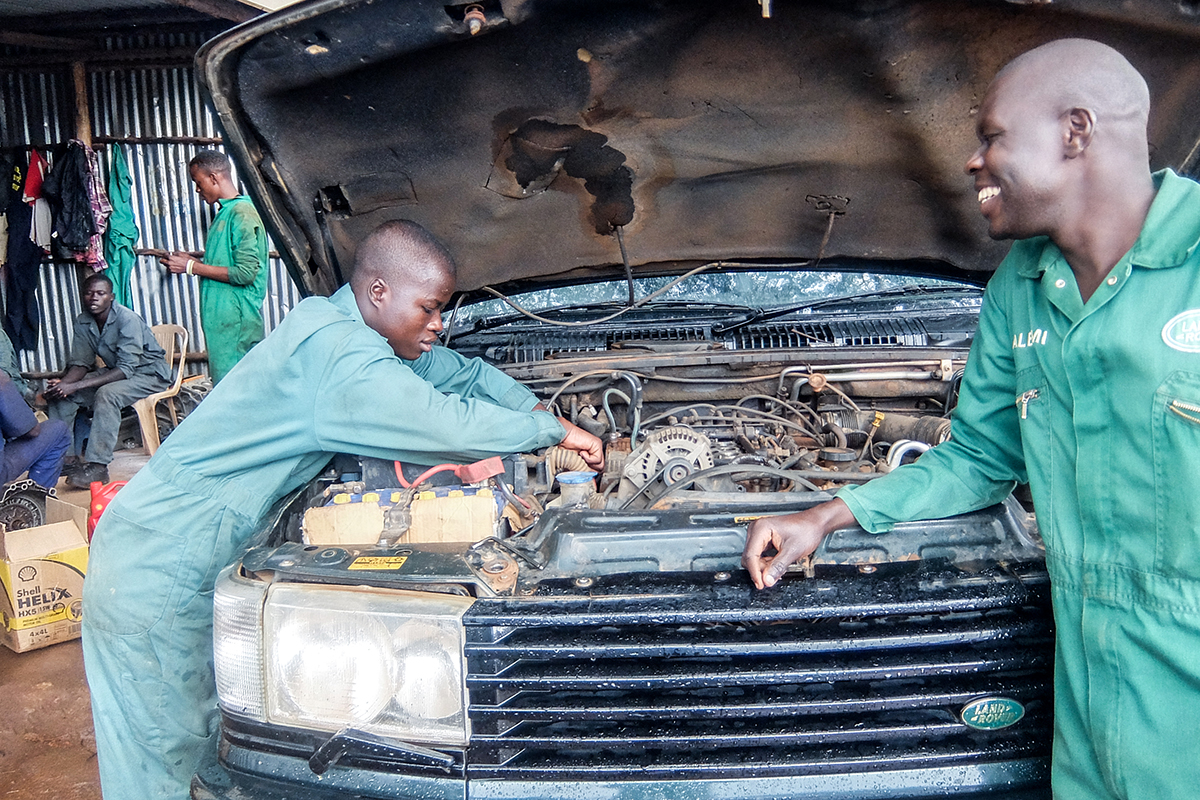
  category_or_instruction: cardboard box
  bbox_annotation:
[0,497,89,653]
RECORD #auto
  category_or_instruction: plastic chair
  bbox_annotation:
[132,324,189,456]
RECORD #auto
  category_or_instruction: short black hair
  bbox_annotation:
[189,149,232,175]
[82,273,113,292]
[351,220,457,289]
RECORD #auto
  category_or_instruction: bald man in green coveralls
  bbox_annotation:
[744,40,1200,799]
[161,149,269,384]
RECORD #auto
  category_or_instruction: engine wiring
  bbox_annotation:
[734,393,824,425]
[464,276,965,515]
[639,404,820,437]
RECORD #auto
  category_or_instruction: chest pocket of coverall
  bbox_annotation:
[1152,371,1200,581]
[1014,364,1053,531]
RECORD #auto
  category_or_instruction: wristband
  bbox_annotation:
[185,259,195,276]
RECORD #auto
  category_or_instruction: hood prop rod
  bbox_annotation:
[616,225,635,306]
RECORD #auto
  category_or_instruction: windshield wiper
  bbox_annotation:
[712,284,980,336]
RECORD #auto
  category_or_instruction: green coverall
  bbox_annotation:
[838,169,1200,799]
[200,195,268,384]
[81,283,568,800]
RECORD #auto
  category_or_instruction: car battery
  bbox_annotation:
[302,485,502,547]
[407,486,500,544]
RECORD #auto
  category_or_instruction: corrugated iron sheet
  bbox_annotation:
[1,34,303,379]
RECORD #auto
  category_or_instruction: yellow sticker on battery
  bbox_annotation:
[347,556,409,571]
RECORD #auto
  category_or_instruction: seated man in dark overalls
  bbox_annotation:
[45,274,171,487]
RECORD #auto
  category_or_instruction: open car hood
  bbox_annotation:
[198,0,1200,297]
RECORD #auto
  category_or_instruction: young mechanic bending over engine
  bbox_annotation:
[81,219,604,800]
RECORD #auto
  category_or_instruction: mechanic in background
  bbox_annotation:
[744,39,1200,800]
[82,219,604,800]
[160,149,269,384]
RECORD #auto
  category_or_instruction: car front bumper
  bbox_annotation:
[193,746,1050,800]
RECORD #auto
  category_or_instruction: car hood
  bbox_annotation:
[198,0,1200,297]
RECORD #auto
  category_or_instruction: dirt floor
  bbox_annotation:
[0,639,99,800]
[0,448,149,800]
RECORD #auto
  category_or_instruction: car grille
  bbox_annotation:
[463,563,1052,781]
[728,318,928,349]
[490,318,928,362]
[501,326,711,362]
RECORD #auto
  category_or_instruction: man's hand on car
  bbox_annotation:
[742,498,857,589]
[556,418,605,472]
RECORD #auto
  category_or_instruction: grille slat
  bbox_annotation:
[484,720,972,749]
[466,739,1049,780]
[731,317,928,350]
[473,681,1045,722]
[470,651,1049,691]
[467,617,1049,660]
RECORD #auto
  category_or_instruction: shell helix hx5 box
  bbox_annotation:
[0,497,89,653]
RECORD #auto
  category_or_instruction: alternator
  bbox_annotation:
[617,426,714,503]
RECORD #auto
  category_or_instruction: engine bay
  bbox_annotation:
[279,344,975,554]
[261,269,1009,568]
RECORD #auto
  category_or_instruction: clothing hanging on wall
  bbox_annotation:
[43,141,97,254]
[79,143,111,271]
[23,149,52,253]
[4,156,42,351]
[103,144,137,305]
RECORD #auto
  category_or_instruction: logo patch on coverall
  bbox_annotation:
[1162,310,1200,352]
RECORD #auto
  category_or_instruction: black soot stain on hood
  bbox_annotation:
[503,118,635,235]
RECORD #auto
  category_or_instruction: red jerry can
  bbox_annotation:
[88,480,127,542]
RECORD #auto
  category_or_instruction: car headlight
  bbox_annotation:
[212,566,473,746]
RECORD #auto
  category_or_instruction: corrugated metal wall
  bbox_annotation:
[0,31,303,379]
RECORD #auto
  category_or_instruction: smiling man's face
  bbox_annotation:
[965,74,1068,241]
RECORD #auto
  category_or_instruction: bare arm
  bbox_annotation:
[44,364,90,399]
[161,252,233,283]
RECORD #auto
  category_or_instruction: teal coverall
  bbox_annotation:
[81,284,567,800]
[200,195,269,384]
[839,169,1200,799]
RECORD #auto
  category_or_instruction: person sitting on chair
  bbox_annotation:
[45,274,172,487]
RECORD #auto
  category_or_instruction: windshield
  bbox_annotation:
[450,268,981,333]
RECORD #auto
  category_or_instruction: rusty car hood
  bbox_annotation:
[197,0,1200,297]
